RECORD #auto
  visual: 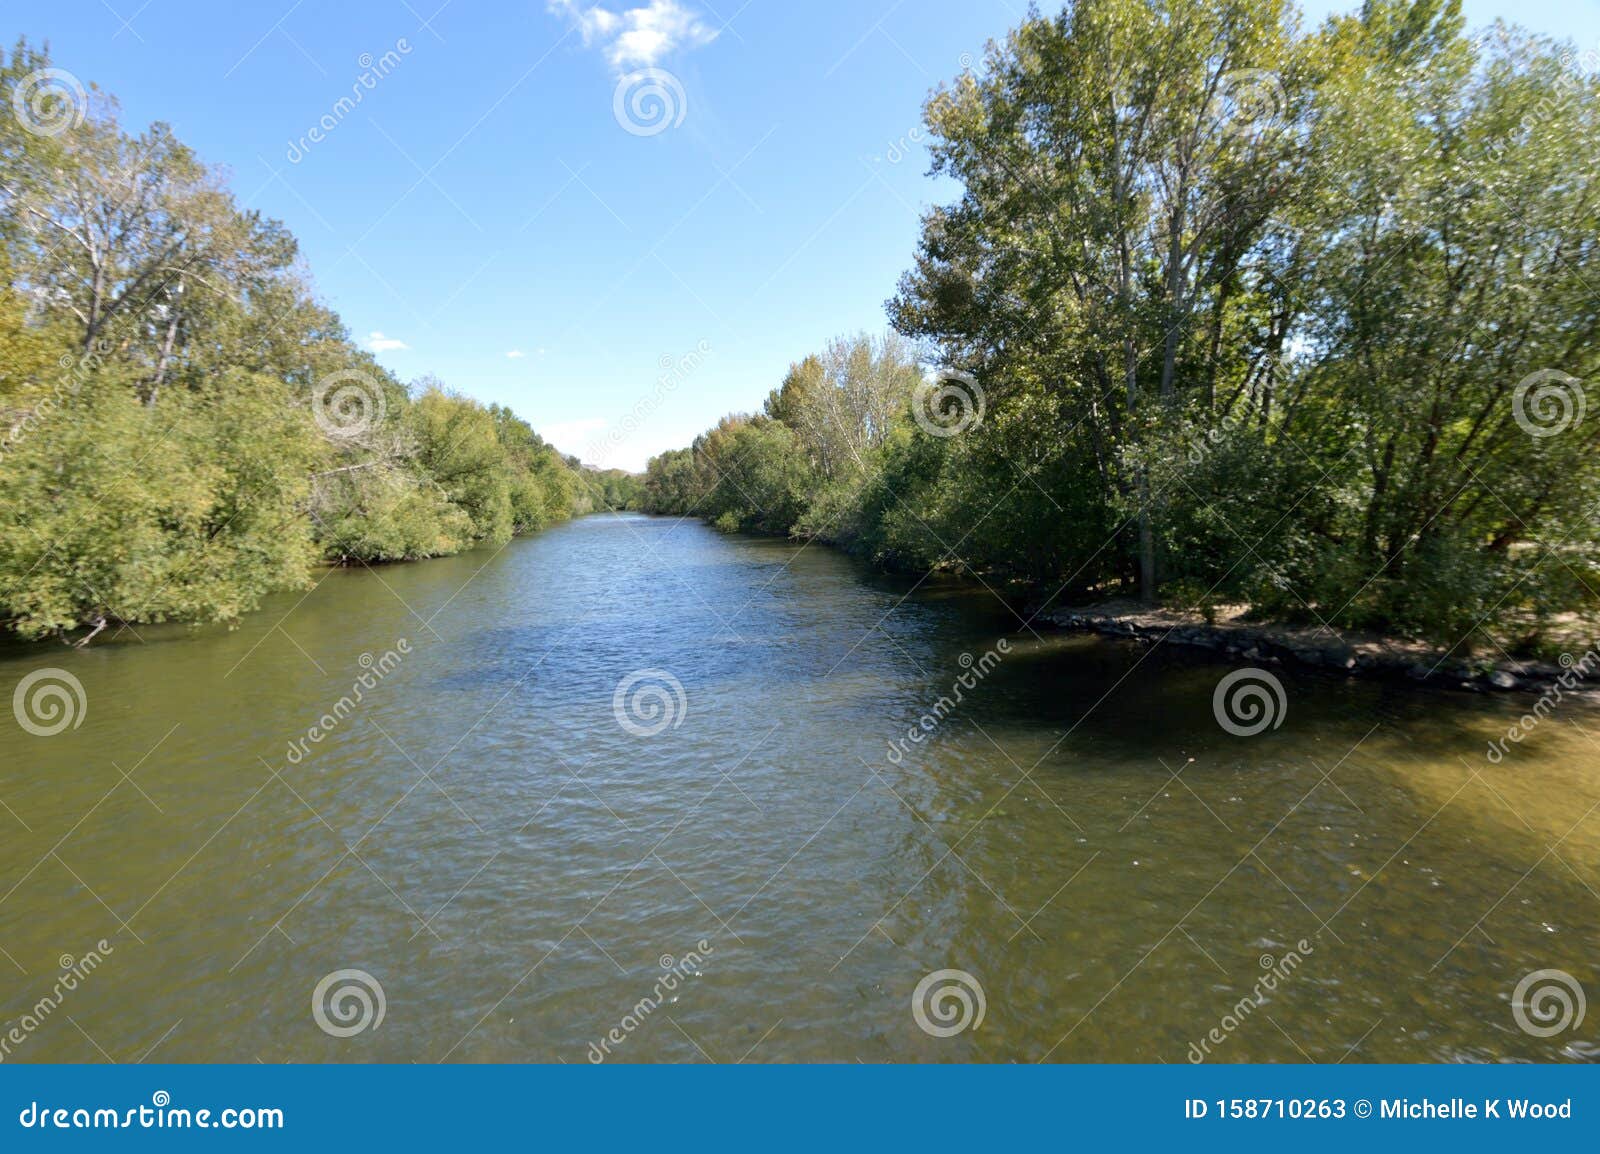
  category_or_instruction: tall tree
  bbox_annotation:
[893,0,1310,599]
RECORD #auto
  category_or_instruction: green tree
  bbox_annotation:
[891,0,1311,598]
[0,38,584,640]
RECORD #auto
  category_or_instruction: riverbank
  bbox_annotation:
[8,511,1598,1062]
[698,515,1599,697]
[1028,598,1598,696]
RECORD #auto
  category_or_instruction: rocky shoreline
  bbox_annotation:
[1029,600,1595,695]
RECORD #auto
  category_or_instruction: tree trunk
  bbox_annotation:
[83,262,107,353]
[1128,334,1156,601]
[1138,487,1156,602]
[147,311,180,406]
[1159,169,1188,403]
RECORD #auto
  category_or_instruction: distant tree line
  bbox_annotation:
[643,0,1600,648]
[0,39,593,642]
[577,466,644,513]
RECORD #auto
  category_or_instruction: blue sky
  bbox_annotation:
[15,0,1600,469]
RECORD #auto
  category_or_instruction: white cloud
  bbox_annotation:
[505,349,526,359]
[549,0,718,71]
[540,416,612,460]
[367,331,409,352]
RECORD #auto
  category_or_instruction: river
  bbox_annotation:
[1,512,1596,1062]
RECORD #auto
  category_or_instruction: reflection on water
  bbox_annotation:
[1,512,1596,1062]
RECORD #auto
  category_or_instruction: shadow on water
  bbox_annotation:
[0,512,1595,1063]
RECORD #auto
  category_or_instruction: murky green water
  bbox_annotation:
[1,512,1596,1062]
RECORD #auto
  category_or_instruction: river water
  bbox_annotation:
[1,512,1596,1063]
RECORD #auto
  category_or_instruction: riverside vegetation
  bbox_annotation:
[0,39,645,643]
[640,0,1600,652]
[6,0,1600,655]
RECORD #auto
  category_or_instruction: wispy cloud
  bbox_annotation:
[549,0,718,71]
[505,349,526,359]
[539,416,609,454]
[367,331,409,352]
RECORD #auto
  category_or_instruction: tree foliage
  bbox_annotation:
[646,1,1600,647]
[0,40,588,640]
